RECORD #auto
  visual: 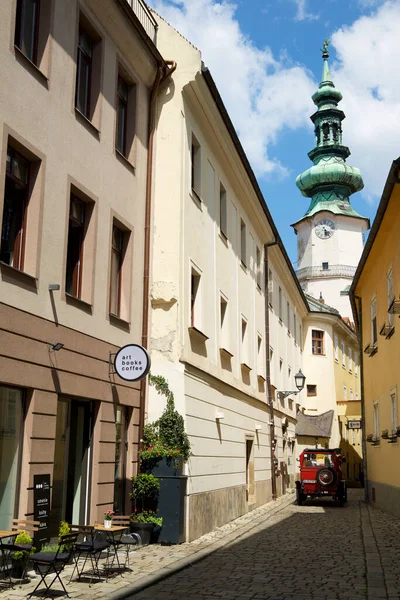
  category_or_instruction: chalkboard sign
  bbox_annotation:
[33,474,50,543]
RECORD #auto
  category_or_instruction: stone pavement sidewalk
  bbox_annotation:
[0,491,295,600]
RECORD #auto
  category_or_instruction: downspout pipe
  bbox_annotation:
[351,292,368,501]
[139,60,177,468]
[264,241,278,500]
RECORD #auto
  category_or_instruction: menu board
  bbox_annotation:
[33,474,50,542]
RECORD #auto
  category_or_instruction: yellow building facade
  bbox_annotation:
[350,158,400,518]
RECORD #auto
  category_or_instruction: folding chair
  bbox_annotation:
[28,532,78,598]
[107,516,141,571]
[0,532,18,590]
[69,525,109,586]
[11,519,39,584]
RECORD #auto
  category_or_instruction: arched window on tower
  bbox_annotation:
[315,125,320,145]
[332,123,339,143]
[322,123,330,142]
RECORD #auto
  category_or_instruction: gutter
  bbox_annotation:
[264,241,278,500]
[139,59,177,469]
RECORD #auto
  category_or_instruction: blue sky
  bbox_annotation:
[151,0,400,264]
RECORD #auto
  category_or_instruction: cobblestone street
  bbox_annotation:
[1,490,400,600]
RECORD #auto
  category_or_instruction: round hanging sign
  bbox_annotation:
[114,344,151,382]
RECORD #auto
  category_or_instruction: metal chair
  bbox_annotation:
[0,532,18,590]
[69,525,109,585]
[106,516,141,571]
[11,519,39,584]
[28,532,78,598]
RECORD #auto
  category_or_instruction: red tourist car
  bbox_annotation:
[295,448,347,506]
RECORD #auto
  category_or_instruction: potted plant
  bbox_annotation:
[140,374,191,476]
[11,531,35,579]
[104,509,114,529]
[130,473,161,545]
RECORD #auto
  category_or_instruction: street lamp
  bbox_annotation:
[277,369,306,400]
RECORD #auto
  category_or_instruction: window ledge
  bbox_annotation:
[0,262,38,291]
[115,149,136,174]
[312,353,326,357]
[190,189,202,207]
[257,374,266,382]
[65,292,93,314]
[219,231,228,246]
[110,313,131,330]
[14,45,48,88]
[241,362,252,372]
[240,260,247,272]
[75,108,100,139]
[189,326,208,341]
[220,347,233,358]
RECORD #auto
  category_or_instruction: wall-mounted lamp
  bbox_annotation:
[48,284,60,291]
[277,369,306,400]
[50,342,64,352]
[255,423,262,431]
[216,410,225,420]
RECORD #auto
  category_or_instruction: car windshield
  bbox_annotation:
[303,453,334,468]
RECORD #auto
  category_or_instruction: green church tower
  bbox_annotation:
[292,41,370,319]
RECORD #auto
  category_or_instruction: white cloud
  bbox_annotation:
[293,0,319,21]
[151,0,316,176]
[331,1,400,202]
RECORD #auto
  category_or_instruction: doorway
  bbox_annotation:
[246,437,255,504]
[51,399,93,535]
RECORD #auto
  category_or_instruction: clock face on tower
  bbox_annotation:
[315,219,335,239]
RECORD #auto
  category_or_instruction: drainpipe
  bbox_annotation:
[139,60,177,467]
[352,293,368,501]
[264,241,278,500]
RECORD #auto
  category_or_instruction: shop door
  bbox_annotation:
[51,399,93,535]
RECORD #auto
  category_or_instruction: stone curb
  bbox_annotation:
[108,493,295,600]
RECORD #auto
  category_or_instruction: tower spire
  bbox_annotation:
[295,42,365,220]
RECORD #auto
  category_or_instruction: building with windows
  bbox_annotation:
[0,0,169,534]
[148,12,307,541]
[350,157,400,517]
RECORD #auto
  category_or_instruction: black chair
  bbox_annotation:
[69,525,109,585]
[106,516,141,571]
[28,532,78,598]
[0,533,18,589]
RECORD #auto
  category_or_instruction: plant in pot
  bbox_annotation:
[140,374,191,476]
[104,509,115,529]
[11,531,35,579]
[130,473,162,545]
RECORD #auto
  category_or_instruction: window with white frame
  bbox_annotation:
[287,301,291,334]
[334,335,339,361]
[371,296,377,345]
[256,246,262,288]
[390,388,398,433]
[387,268,394,327]
[343,385,347,400]
[299,325,303,351]
[220,293,229,350]
[373,401,379,439]
[355,392,359,401]
[350,388,353,401]
[191,133,201,200]
[355,353,359,377]
[240,219,246,266]
[241,316,249,366]
[278,287,282,321]
[341,341,346,367]
[257,334,264,375]
[219,182,227,239]
[348,348,353,372]
[293,314,297,345]
[190,264,202,329]
[268,269,273,307]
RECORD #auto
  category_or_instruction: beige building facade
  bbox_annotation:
[0,0,167,535]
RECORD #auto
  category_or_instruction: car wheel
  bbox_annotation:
[296,487,304,506]
[317,467,336,486]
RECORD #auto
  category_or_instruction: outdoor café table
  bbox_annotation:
[92,524,128,572]
[0,530,18,587]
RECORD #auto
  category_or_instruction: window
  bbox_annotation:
[390,389,398,433]
[293,314,297,344]
[355,392,359,401]
[256,246,261,288]
[343,386,347,400]
[191,133,201,199]
[355,354,359,376]
[341,341,346,367]
[66,195,86,298]
[76,28,93,119]
[348,348,353,372]
[190,267,201,328]
[220,294,229,350]
[299,325,303,350]
[109,225,125,317]
[373,401,379,439]
[219,183,227,238]
[0,386,24,529]
[257,335,263,374]
[312,330,324,355]
[322,262,329,271]
[307,384,317,396]
[240,219,246,266]
[116,77,128,155]
[350,389,353,401]
[371,297,377,345]
[287,302,291,334]
[75,18,101,125]
[278,287,282,321]
[1,147,29,270]
[241,316,249,366]
[14,0,40,63]
[387,269,394,328]
[334,335,338,361]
